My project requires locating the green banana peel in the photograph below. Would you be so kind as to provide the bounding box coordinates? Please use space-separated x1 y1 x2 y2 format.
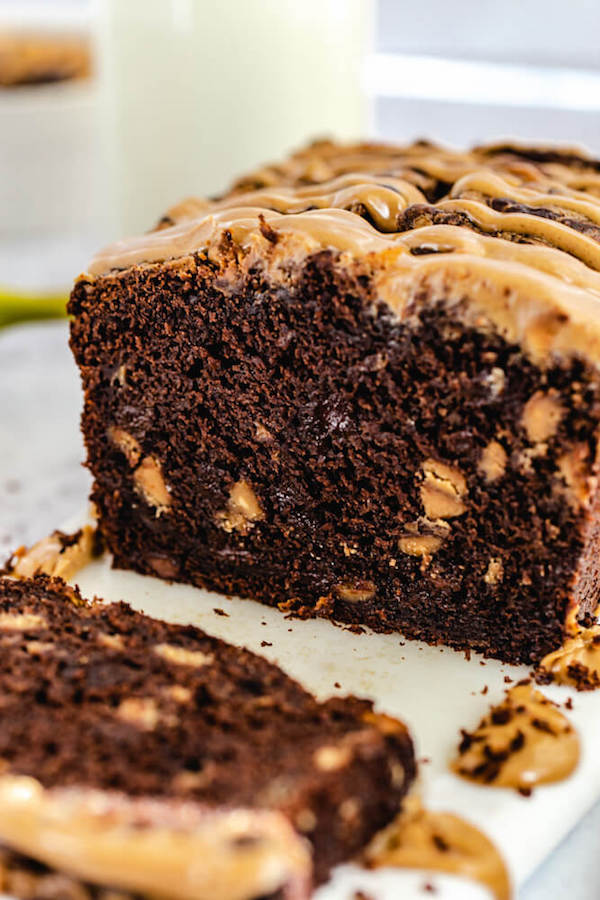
0 287 68 329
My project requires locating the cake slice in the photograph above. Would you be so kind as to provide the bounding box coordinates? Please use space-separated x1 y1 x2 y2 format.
0 574 415 897
69 138 600 664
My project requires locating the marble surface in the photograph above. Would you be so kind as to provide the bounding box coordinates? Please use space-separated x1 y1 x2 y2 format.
0 320 599 899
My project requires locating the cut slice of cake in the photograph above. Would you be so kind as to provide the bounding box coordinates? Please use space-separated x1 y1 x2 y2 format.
0 574 415 898
69 139 600 664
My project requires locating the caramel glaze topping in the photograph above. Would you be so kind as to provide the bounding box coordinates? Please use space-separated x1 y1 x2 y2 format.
451 683 579 795
86 138 600 369
364 794 510 900
537 623 600 690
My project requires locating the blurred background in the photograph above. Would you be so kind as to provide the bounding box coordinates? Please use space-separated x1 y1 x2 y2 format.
1 4 600 897
1 0 600 321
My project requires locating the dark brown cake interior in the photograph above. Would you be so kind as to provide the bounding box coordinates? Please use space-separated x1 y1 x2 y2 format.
70 247 600 664
0 575 414 884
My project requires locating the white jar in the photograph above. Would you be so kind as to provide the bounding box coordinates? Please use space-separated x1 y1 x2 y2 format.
95 0 374 237
0 2 108 292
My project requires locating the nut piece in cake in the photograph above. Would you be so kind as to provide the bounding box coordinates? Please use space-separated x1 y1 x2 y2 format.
133 457 171 515
314 745 352 773
478 441 507 483
420 460 467 519
398 518 450 559
0 613 46 631
483 558 504 585
556 444 592 508
335 581 376 603
116 697 161 731
398 533 443 558
108 426 142 467
521 390 563 443
216 479 265 535
154 643 213 667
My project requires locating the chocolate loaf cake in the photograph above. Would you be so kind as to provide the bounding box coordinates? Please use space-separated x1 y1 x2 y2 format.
0 574 415 897
70 139 600 664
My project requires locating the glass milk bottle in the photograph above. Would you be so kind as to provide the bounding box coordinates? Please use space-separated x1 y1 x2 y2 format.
95 0 373 237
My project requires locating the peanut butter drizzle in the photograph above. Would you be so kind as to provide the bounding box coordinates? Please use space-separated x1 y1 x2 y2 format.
231 138 600 196
0 776 311 900
364 795 510 900
7 526 97 582
86 138 600 369
231 140 485 192
538 623 600 690
452 170 600 221
451 683 579 794
163 173 426 233
435 197 600 271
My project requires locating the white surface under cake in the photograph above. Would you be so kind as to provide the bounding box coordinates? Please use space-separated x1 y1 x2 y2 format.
62 549 599 900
